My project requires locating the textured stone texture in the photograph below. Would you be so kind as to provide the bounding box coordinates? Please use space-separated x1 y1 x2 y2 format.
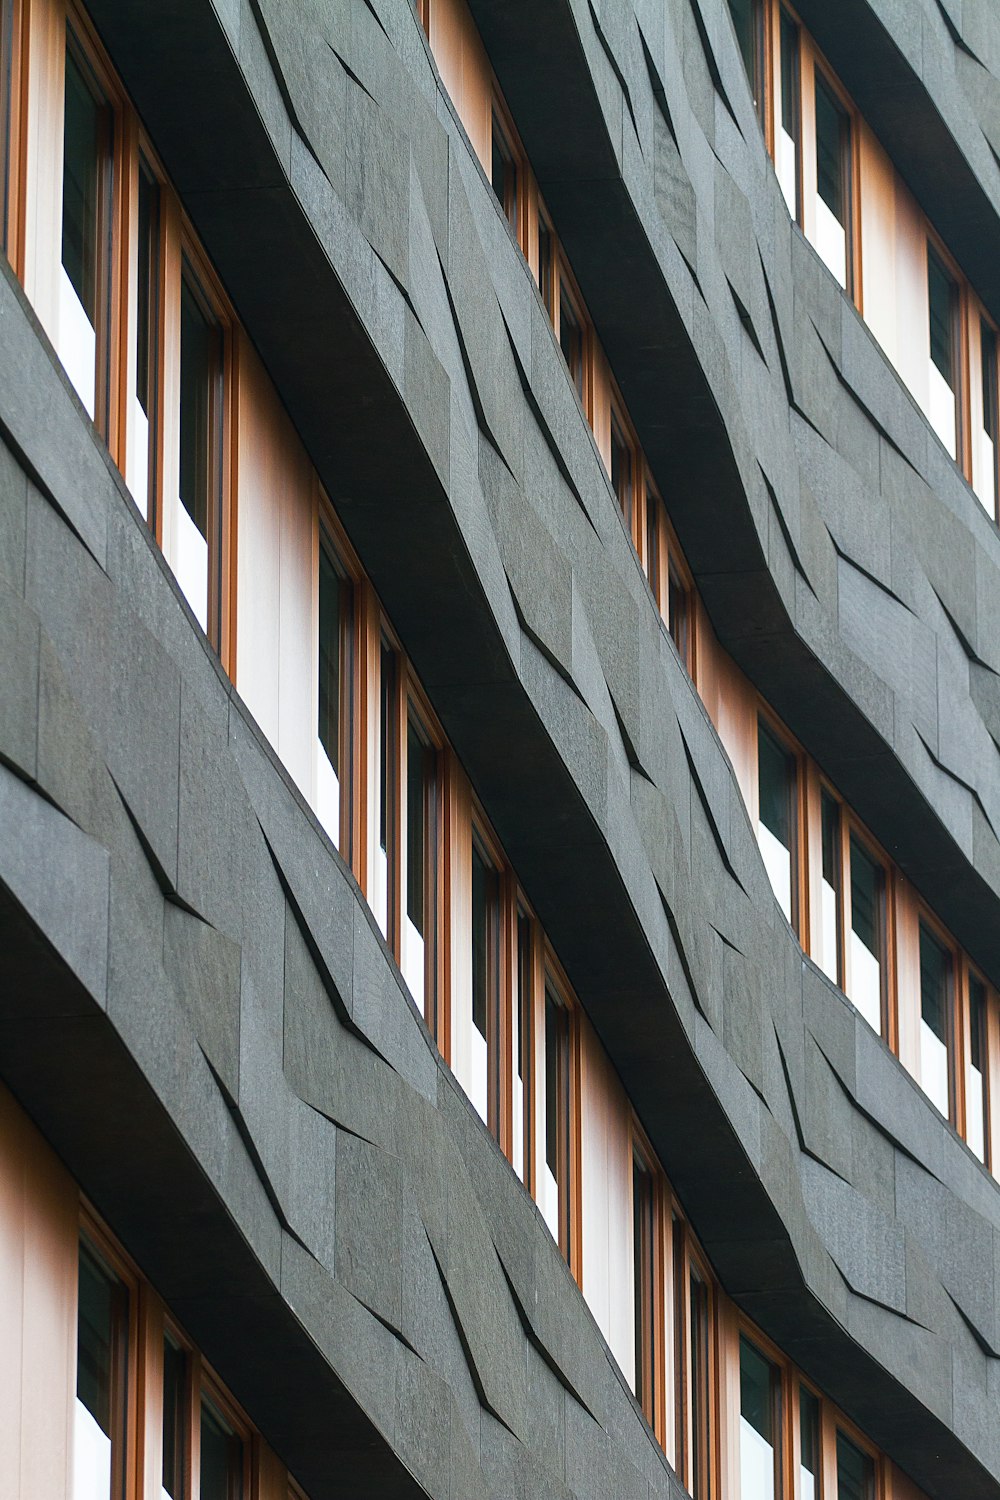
2 0 1000 1496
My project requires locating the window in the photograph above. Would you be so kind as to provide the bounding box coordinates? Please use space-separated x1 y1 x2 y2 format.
848 835 884 1035
813 69 851 292
126 160 159 523
75 1239 129 1500
611 412 634 534
689 1266 713 1500
739 1336 780 1500
632 1149 657 1423
727 0 764 122
404 707 437 1021
412 0 430 37
162 1335 187 1500
375 640 397 942
200 1397 243 1500
316 536 354 855
918 922 952 1119
977 320 998 517
818 791 841 985
967 971 990 1164
512 906 533 1184
757 719 797 930
491 108 518 233
175 267 224 640
927 245 959 459
777 8 800 220
60 32 113 422
1 0 14 256
672 1216 687 1477
541 981 574 1259
799 1387 821 1500
537 214 554 318
668 561 690 663
558 280 585 401
836 1431 875 1500
470 835 500 1130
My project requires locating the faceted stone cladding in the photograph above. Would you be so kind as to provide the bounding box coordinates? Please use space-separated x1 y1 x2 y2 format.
1 0 1000 1495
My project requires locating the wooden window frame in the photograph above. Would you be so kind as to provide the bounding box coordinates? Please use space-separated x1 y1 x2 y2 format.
670 1211 719 1499
630 1119 667 1446
316 496 364 872
61 4 126 444
610 401 638 543
827 1408 883 1500
402 681 446 1037
510 894 539 1194
77 1204 140 1500
733 1318 788 1500
552 253 592 422
912 901 959 1128
489 95 523 246
969 303 1000 521
541 951 582 1282
755 704 805 938
925 227 971 475
470 810 506 1142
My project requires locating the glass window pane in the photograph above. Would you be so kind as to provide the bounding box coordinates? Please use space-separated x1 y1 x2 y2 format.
611 416 633 531
690 1271 711 1500
727 0 762 115
819 793 841 984
75 1243 127 1500
668 561 688 661
177 275 220 635
542 987 569 1252
317 544 343 839
799 1388 820 1500
672 1217 686 1476
836 1431 874 1500
375 643 396 940
127 163 159 522
978 321 998 518
919 924 951 1118
200 1400 242 1500
491 111 517 230
928 250 955 388
968 973 989 1163
61 38 109 417
632 1156 655 1417
757 721 795 926
815 74 846 225
470 841 498 1128
403 714 434 1017
777 10 800 219
161 1337 186 1500
538 218 554 317
1 0 12 253
739 1337 778 1500
849 838 883 1033
559 285 584 397
513 909 532 1183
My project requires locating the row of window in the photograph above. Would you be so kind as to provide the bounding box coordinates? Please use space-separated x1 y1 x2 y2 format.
754 702 994 1162
0 1 982 1494
2 1081 927 1500
728 0 1000 520
417 0 696 664
418 0 1000 1173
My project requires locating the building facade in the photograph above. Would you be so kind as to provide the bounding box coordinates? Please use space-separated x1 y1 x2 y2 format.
2 0 1000 1496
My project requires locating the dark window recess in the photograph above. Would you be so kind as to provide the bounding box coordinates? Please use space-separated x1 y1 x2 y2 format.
200 1400 242 1500
135 165 158 420
471 841 499 1107
545 987 571 1256
815 71 848 226
645 499 661 603
758 722 794 852
632 1156 655 1416
491 111 517 230
739 1337 779 1486
836 1432 874 1500
62 40 109 326
77 1241 128 1500
982 321 998 446
515 907 532 1176
668 561 688 662
780 9 799 142
727 0 763 116
928 247 956 388
559 285 584 397
179 275 221 544
379 644 395 868
689 1271 711 1500
919 924 950 1050
406 718 431 938
850 839 881 961
538 218 554 317
318 544 344 782
611 416 633 530
799 1388 820 1491
162 1337 186 1500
